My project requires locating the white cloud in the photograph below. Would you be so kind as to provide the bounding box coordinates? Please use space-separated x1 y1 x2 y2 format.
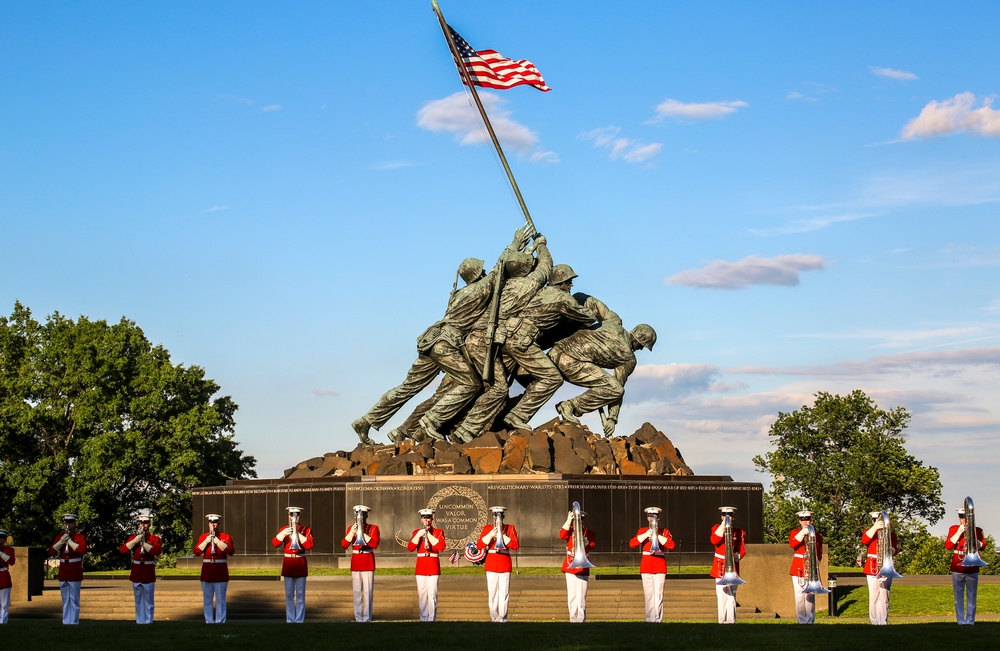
313 388 339 397
665 254 825 290
747 212 876 235
652 98 748 121
261 104 283 112
370 160 417 171
871 66 919 81
417 91 546 157
902 92 1000 139
786 91 817 103
581 126 662 164
203 205 229 213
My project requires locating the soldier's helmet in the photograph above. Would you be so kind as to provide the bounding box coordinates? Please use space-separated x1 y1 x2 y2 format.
549 263 578 286
504 251 535 277
630 324 657 351
458 257 485 284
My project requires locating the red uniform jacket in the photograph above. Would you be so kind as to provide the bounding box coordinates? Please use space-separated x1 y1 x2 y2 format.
860 529 899 576
272 526 314 577
709 526 747 579
48 532 87 582
629 527 675 574
341 523 380 572
194 532 235 582
119 533 163 583
476 523 520 573
0 545 14 590
788 527 824 577
407 527 446 576
559 526 596 576
945 524 986 574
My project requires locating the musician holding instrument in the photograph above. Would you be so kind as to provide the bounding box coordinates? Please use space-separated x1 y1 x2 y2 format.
47 513 87 625
476 505 520 622
860 511 899 625
710 506 747 624
342 504 380 622
194 513 235 624
788 510 824 624
629 506 676 623
407 508 446 621
273 506 314 623
0 529 14 625
119 510 162 624
559 503 596 623
945 503 988 625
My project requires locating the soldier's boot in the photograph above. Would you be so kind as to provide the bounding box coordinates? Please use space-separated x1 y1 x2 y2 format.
503 413 532 431
418 415 447 441
387 427 408 444
556 401 581 425
352 417 376 446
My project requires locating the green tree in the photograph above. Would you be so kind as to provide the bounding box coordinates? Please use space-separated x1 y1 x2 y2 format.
753 390 945 566
0 301 256 567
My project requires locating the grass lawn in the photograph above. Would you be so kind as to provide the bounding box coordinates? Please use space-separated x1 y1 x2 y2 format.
834 583 1000 617
94 565 713 577
2 620 998 651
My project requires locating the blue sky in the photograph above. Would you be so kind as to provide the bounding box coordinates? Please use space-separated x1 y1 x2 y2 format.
3 1 998 536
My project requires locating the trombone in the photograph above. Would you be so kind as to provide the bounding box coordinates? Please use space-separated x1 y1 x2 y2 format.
566 501 594 570
960 496 989 568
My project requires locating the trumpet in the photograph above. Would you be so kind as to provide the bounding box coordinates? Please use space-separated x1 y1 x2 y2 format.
567 501 594 570
961 496 989 568
648 513 662 554
799 524 831 594
423 522 433 551
352 509 368 547
288 511 302 551
493 511 507 551
876 511 903 579
716 515 746 586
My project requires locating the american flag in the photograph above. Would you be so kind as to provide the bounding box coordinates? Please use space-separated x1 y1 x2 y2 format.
448 26 551 92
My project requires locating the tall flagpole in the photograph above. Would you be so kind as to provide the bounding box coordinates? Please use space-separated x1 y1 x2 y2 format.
431 0 535 232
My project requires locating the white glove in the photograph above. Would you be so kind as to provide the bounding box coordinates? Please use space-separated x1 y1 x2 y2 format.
126 535 141 550
637 530 650 543
562 512 574 530
482 529 497 544
795 528 808 542
0 551 10 562
215 539 228 551
142 540 154 553
197 537 211 551
714 524 726 537
277 527 291 541
411 532 423 545
347 524 358 541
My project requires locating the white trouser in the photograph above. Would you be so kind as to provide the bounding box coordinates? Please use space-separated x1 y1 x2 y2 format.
791 576 816 624
952 572 979 625
352 570 374 622
640 573 665 622
0 586 10 624
715 583 738 624
564 572 589 623
283 576 307 623
415 574 439 622
866 574 892 625
202 581 228 623
486 571 511 622
60 580 82 625
132 581 155 624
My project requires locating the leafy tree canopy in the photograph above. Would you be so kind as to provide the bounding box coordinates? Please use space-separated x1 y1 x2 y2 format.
0 301 256 567
753 390 945 566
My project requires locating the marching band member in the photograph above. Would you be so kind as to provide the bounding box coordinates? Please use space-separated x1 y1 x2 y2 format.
476 506 520 622
407 508 446 621
0 529 14 625
48 513 87 625
629 506 675 623
788 510 823 624
861 511 898 625
342 504 380 622
710 506 746 624
119 510 162 624
194 513 235 624
945 506 987 625
559 506 596 623
273 506 314 623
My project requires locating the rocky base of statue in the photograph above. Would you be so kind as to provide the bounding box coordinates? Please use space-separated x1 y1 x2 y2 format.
285 420 693 478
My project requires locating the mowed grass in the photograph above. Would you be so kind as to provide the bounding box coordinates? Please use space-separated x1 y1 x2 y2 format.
833 583 1000 617
2 620 998 651
95 565 712 577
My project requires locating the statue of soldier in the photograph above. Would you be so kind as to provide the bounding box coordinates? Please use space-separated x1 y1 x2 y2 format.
351 227 533 445
549 294 656 436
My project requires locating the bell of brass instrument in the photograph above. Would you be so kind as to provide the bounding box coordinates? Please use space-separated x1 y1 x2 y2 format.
288 511 302 551
647 513 662 554
716 515 746 586
493 511 507 551
352 508 368 547
800 524 831 594
876 510 903 578
960 496 989 568
567 501 595 570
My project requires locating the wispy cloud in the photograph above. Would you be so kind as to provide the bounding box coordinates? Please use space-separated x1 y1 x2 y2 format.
261 104 283 112
871 66 919 81
747 212 877 235
203 205 229 213
370 160 417 171
902 92 1000 139
417 91 556 163
313 389 339 397
665 254 825 290
581 126 662 164
651 99 748 121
